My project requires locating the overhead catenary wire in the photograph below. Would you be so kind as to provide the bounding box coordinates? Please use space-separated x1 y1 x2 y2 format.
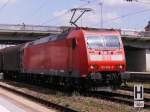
0 0 10 13
91 6 150 28
30 0 49 18
41 0 98 25
134 0 150 4
125 0 150 4
104 8 150 23
97 0 150 29
40 2 91 25
41 10 70 25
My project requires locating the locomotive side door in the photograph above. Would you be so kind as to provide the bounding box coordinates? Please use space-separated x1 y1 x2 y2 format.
68 38 78 76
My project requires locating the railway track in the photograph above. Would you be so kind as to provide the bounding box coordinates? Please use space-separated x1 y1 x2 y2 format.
87 90 150 109
120 86 150 94
0 80 149 111
0 81 77 112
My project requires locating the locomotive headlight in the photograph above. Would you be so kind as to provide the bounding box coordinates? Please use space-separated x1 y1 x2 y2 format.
116 65 124 69
90 65 94 70
90 64 99 70
119 65 123 69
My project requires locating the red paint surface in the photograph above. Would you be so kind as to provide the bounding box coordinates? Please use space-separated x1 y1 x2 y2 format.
22 29 126 77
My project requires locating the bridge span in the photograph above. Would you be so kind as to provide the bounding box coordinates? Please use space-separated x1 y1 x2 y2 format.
0 24 62 44
0 24 149 46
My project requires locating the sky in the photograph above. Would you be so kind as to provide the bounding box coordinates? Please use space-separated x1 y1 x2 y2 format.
0 0 150 30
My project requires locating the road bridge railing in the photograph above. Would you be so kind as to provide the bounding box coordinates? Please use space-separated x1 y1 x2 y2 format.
0 24 62 34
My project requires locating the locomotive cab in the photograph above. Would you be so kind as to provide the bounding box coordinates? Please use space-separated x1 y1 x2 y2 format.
82 29 126 86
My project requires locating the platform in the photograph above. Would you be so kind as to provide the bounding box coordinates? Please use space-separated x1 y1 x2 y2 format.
0 87 56 112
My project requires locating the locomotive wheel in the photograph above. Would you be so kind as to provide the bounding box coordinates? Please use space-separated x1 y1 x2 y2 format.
111 74 122 89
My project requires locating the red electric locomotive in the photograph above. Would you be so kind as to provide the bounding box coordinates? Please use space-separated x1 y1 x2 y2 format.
22 28 126 87
1 28 126 88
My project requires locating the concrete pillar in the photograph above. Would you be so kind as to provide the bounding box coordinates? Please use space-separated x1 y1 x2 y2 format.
146 49 150 72
125 48 146 72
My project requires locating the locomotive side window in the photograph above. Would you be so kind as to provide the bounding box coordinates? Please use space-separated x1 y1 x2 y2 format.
33 36 50 45
86 36 120 49
72 38 77 49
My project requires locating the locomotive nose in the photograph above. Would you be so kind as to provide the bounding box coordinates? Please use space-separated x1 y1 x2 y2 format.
88 51 126 72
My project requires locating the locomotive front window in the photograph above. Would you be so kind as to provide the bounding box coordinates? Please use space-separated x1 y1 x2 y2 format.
105 36 120 48
87 36 104 49
86 36 120 49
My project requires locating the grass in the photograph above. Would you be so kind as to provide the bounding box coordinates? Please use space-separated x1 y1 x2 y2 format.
49 91 149 112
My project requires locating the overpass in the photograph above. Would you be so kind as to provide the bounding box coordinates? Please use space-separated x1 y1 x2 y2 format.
0 24 150 72
121 30 150 49
0 24 62 44
0 24 149 46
